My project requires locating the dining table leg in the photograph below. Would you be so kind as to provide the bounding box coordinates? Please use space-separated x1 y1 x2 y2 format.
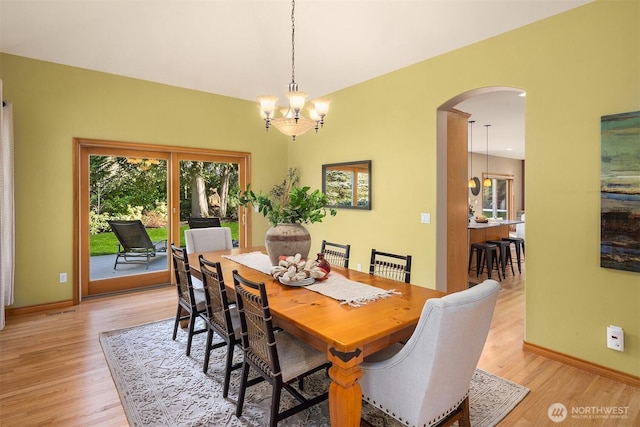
327 346 364 426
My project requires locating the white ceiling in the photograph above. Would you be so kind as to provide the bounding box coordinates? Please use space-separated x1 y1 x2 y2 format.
456 90 527 159
0 0 592 159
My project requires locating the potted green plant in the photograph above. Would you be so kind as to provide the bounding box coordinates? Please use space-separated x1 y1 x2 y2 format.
239 168 336 265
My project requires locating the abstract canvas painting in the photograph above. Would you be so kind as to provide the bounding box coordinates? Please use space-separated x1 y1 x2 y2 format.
600 111 640 272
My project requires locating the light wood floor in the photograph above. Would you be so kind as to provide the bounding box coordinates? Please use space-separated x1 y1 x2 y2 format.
1 263 638 426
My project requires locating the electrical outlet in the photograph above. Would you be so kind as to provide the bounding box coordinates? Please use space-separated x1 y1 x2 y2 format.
356 263 362 271
420 213 431 223
607 325 624 351
59 273 67 283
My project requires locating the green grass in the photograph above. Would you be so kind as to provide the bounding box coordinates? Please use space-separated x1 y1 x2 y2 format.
90 222 239 256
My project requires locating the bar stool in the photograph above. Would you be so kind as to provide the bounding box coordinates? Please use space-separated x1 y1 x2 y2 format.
502 237 525 274
487 240 515 277
468 242 502 281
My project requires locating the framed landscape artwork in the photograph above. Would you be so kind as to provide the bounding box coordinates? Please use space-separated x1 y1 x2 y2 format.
600 110 640 273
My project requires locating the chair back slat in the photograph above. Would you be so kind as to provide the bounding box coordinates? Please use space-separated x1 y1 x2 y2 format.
199 256 234 338
171 244 197 307
233 270 281 379
369 249 412 283
321 240 351 268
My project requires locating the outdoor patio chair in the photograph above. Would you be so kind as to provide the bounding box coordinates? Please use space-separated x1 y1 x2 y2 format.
188 217 222 228
107 220 167 270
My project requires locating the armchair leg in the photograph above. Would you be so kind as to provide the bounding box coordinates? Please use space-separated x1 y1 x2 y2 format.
459 397 471 427
439 396 470 427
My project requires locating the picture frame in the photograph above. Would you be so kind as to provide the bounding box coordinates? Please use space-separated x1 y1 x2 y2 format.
322 160 371 210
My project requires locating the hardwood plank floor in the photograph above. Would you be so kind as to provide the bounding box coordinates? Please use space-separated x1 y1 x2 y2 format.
473 262 639 426
1 262 638 426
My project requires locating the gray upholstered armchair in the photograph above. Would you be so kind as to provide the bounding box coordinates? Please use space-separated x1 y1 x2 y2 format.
359 279 500 427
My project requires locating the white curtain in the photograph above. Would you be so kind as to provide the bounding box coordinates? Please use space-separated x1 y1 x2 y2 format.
0 80 15 330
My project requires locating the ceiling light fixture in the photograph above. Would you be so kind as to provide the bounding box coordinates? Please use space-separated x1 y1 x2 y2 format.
257 0 330 141
483 124 492 187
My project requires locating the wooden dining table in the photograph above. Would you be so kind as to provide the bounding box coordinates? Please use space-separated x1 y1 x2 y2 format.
188 246 445 427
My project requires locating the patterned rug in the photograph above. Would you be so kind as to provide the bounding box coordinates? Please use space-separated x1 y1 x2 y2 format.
100 319 529 426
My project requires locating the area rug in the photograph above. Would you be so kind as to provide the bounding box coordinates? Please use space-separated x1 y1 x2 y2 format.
100 319 529 426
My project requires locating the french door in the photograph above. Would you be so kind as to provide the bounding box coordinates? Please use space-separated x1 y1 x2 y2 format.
75 138 250 300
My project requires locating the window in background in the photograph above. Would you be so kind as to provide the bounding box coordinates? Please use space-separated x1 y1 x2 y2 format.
482 174 513 219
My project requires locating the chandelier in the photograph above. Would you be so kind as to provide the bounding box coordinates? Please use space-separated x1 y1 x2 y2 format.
257 0 330 140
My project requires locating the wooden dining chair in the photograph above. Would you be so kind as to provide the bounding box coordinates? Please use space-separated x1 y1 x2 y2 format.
198 255 242 398
359 279 500 427
170 244 207 356
320 240 351 268
369 249 412 283
232 270 330 427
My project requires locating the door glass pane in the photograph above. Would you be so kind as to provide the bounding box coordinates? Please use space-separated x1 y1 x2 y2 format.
482 178 508 219
89 155 168 280
179 160 240 247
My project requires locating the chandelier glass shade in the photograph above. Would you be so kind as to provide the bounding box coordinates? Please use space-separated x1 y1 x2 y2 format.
258 0 330 140
483 124 492 187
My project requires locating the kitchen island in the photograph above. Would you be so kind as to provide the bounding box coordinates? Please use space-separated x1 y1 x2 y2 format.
468 219 524 244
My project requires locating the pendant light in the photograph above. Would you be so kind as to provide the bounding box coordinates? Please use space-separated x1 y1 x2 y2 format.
483 124 492 187
257 0 330 140
468 120 481 195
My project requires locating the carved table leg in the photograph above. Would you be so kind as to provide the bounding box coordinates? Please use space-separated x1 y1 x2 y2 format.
328 346 363 427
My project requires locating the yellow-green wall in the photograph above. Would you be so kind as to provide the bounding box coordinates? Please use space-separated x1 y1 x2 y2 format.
1 0 638 376
293 0 640 377
0 53 289 307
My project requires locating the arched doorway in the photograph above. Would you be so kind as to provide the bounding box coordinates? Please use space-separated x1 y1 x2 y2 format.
436 87 525 293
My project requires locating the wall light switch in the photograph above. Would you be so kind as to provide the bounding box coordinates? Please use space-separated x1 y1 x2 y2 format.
420 213 431 224
59 273 67 283
607 325 624 351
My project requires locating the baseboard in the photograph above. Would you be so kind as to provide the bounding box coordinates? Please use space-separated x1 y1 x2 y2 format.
523 341 640 388
5 300 75 317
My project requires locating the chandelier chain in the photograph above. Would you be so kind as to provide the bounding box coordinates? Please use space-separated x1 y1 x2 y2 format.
290 0 296 84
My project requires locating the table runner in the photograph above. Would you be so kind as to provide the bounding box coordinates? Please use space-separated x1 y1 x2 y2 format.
222 251 273 274
306 276 401 307
223 251 400 307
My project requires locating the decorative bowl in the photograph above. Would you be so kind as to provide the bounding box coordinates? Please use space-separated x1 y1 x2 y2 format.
278 277 315 287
